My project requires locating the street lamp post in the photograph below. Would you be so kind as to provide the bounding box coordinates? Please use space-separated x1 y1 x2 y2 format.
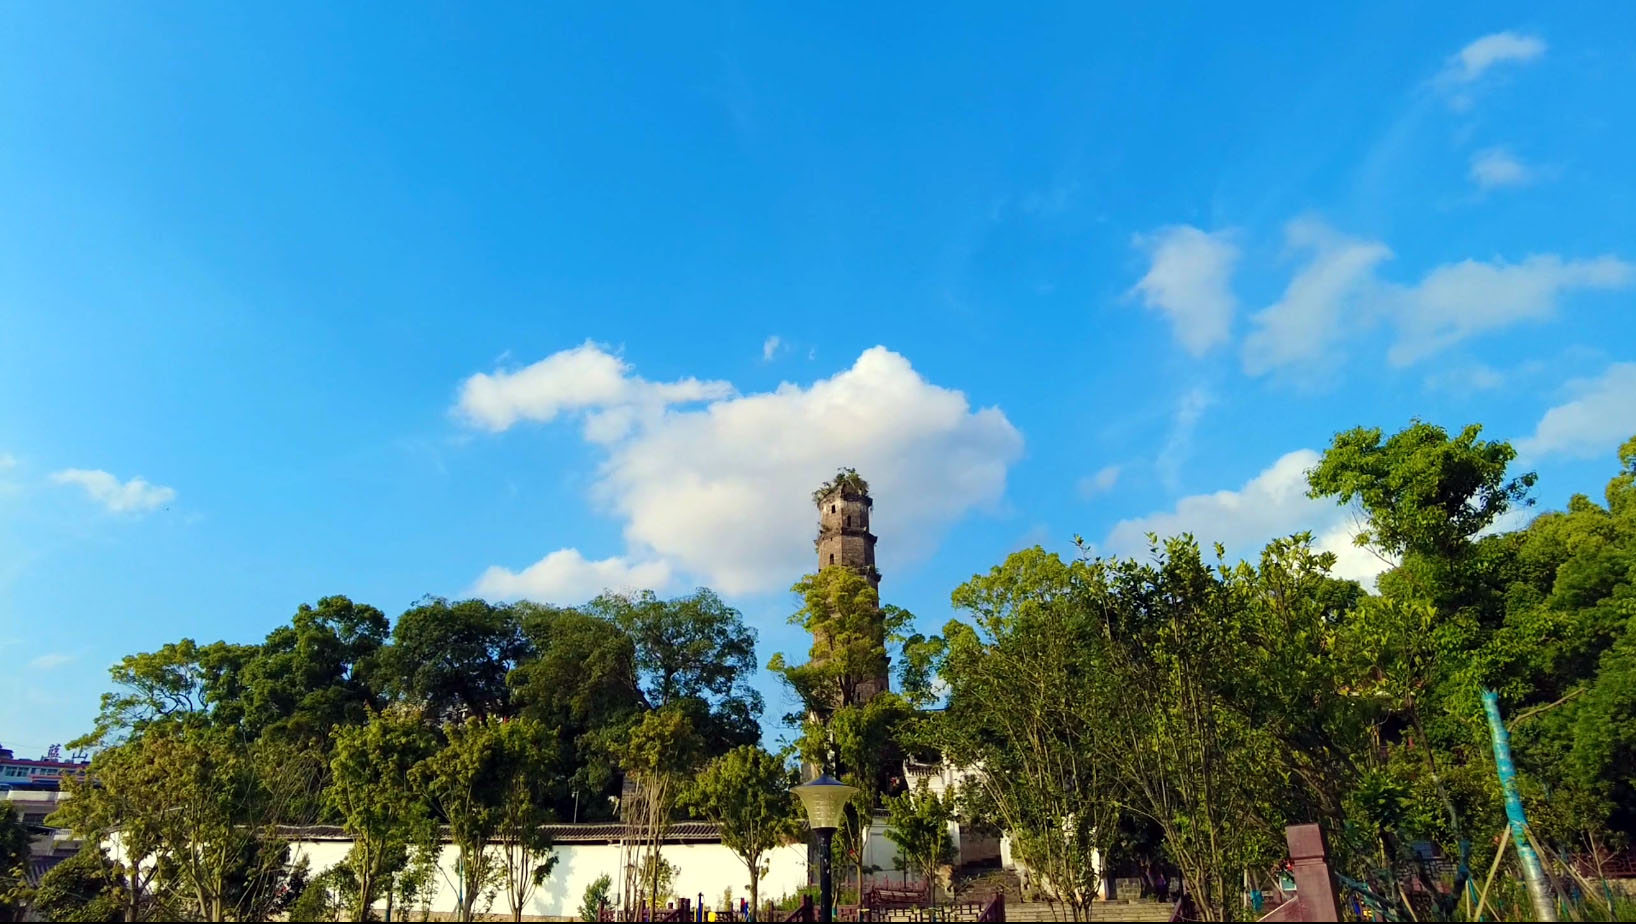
792 773 858 924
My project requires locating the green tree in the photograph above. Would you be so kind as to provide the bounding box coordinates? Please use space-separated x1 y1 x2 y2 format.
589 588 763 749
883 781 956 906
230 596 390 746
492 718 563 923
771 567 914 720
28 848 126 923
54 726 322 922
414 717 509 922
615 707 704 915
73 639 218 746
935 546 1122 918
386 598 531 722
326 710 439 922
1 802 30 922
682 746 801 912
509 604 643 821
578 873 613 922
1307 420 1536 559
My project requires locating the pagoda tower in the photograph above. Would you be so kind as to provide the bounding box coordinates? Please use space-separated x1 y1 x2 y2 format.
813 470 889 702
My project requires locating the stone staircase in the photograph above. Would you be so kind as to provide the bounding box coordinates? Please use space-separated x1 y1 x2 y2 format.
1006 899 1175 922
948 864 1172 922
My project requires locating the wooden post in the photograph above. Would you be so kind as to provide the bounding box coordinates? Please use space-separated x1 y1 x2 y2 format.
1286 824 1342 922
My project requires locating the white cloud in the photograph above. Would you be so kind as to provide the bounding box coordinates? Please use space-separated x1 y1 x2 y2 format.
1156 388 1214 491
28 652 74 670
1105 449 1390 588
762 335 783 361
1242 219 1392 377
1131 226 1240 356
462 345 1024 596
50 469 176 514
455 341 733 433
1077 464 1122 498
1441 31 1547 85
1387 255 1633 365
1469 148 1534 190
1424 363 1507 394
1516 363 1636 460
471 549 674 604
1236 217 1631 372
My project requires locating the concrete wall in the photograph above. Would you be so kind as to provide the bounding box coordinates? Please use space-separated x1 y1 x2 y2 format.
282 837 814 919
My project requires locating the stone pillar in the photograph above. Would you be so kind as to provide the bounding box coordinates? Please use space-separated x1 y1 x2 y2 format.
1286 824 1342 922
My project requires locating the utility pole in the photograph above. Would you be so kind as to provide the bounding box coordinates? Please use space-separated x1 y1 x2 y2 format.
1481 690 1556 922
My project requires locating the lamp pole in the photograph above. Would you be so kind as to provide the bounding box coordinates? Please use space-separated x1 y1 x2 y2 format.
793 772 858 924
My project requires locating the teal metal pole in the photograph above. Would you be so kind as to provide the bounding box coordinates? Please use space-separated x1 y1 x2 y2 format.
1481 689 1556 922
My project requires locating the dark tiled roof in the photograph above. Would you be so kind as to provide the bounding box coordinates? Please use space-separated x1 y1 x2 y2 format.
273 821 724 845
26 854 67 887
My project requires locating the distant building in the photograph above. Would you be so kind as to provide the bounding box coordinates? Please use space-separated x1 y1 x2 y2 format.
0 743 89 795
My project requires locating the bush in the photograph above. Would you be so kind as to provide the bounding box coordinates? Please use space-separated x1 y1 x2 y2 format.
579 873 613 922
30 848 124 923
287 866 340 922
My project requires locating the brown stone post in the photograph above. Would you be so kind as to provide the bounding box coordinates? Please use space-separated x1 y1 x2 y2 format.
1286 824 1342 922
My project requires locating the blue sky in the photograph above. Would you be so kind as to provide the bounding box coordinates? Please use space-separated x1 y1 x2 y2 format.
3 3 1634 755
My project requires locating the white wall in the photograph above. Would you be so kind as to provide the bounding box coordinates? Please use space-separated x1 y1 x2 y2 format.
283 837 813 919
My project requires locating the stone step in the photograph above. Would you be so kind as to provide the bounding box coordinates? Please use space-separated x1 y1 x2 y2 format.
1005 900 1175 922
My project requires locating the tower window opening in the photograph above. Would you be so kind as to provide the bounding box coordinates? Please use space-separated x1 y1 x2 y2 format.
845 515 851 527
829 553 835 565
831 504 836 513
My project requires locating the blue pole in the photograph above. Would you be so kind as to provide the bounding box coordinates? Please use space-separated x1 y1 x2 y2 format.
1481 689 1556 922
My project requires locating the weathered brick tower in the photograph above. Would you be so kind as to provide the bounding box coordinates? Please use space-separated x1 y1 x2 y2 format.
814 470 889 701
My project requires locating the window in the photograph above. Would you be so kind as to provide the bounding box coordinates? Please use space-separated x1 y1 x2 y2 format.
831 504 836 513
829 554 835 565
845 515 851 527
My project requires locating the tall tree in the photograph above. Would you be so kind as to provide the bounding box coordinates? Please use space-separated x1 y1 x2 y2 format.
588 588 763 749
770 567 912 718
326 711 439 922
1 803 29 922
615 707 704 914
231 596 390 744
883 781 957 906
681 746 801 912
1307 420 1536 560
414 717 508 923
492 718 564 923
386 598 532 722
509 604 643 820
53 726 323 923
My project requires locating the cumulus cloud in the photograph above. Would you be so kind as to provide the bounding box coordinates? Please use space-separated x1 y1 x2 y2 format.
1441 31 1547 85
471 549 674 604
1386 255 1633 366
1469 148 1535 190
1516 363 1636 460
1242 219 1392 376
461 345 1024 596
1077 465 1122 499
762 335 783 361
1131 226 1240 356
456 341 733 433
51 469 176 514
1105 449 1389 587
